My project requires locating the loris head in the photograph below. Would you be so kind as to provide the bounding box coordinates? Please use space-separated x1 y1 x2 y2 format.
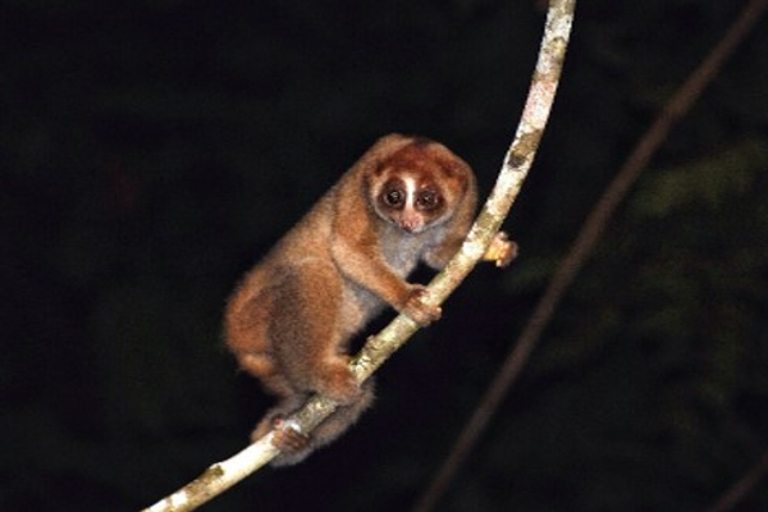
365 136 474 234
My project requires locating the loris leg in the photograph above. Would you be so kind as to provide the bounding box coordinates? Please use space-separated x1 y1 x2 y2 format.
238 352 296 399
268 380 376 467
227 290 298 399
270 264 361 404
311 379 375 446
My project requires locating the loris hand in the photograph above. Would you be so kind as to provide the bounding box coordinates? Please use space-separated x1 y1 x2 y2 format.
484 231 518 268
399 285 442 326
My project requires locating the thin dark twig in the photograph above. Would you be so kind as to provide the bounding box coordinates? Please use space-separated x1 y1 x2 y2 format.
706 449 768 512
411 1 768 511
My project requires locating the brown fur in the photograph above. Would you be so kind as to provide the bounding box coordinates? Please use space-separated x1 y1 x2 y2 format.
224 134 516 465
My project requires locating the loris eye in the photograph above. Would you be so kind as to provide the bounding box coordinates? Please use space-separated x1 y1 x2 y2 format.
383 188 405 207
416 190 440 211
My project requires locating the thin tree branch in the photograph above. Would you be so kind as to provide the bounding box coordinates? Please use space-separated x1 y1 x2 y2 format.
706 448 768 512
140 1 575 510
411 1 768 512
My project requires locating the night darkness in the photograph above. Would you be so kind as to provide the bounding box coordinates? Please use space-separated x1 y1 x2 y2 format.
2 1 768 511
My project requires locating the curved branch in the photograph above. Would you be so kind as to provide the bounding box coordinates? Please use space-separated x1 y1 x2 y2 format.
411 1 768 512
140 1 575 510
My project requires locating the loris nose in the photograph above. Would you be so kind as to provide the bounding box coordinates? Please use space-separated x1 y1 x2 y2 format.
399 216 422 233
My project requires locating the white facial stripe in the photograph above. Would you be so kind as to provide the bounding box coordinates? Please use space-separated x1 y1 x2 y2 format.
402 176 418 210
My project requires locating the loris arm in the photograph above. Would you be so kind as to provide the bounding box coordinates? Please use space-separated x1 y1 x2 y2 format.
330 231 441 326
425 230 518 270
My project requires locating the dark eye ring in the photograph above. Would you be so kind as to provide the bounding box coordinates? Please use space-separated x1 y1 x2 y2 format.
383 188 404 207
417 190 439 210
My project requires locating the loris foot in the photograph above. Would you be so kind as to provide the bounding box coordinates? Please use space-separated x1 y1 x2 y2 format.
271 415 310 453
484 231 518 268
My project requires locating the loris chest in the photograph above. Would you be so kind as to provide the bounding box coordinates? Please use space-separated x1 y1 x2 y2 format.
337 234 425 336
379 227 441 276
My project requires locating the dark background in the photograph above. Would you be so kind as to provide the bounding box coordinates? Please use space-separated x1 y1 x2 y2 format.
2 1 768 511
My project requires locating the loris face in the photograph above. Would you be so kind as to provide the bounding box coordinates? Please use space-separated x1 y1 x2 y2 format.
367 141 470 234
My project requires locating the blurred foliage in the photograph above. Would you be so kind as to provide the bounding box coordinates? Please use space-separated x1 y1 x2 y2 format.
1 0 767 511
